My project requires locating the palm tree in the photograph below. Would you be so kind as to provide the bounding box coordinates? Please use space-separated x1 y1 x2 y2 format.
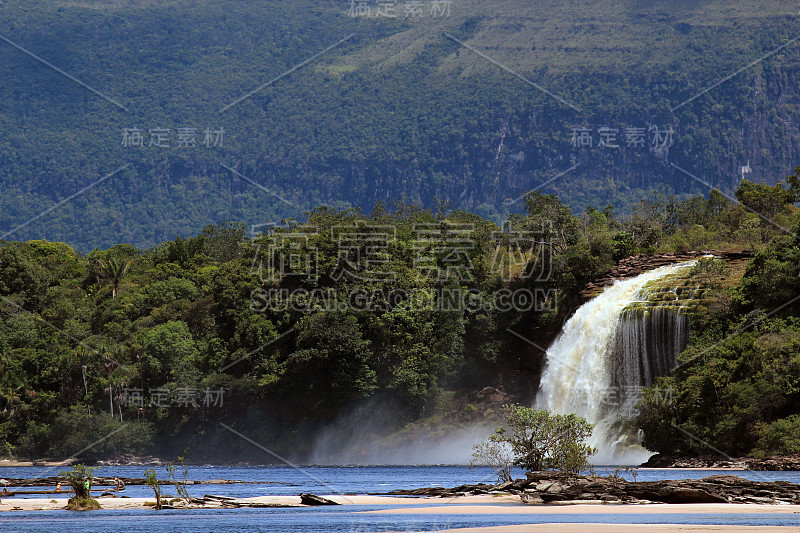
96 255 134 298
102 346 131 422
0 346 25 430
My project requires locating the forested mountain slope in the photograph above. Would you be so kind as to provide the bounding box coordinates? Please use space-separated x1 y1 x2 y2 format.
1 0 799 250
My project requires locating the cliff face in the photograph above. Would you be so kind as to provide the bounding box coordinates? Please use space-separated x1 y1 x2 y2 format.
2 2 799 250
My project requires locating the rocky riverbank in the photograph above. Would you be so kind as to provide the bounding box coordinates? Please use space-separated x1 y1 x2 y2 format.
388 471 800 505
643 454 800 471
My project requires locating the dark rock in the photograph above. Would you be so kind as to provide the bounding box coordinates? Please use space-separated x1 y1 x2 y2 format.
476 386 510 403
239 502 301 508
387 471 800 506
748 454 800 471
388 487 448 496
492 481 514 492
539 492 568 502
642 454 800 471
511 479 528 490
658 488 728 504
203 494 236 501
520 492 543 504
525 471 563 481
300 493 339 506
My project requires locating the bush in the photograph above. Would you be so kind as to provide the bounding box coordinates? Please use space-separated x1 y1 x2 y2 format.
754 415 800 456
59 464 101 510
59 464 97 499
474 405 595 474
469 440 515 482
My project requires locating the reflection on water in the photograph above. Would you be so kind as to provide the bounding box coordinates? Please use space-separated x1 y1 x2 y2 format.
1 508 799 533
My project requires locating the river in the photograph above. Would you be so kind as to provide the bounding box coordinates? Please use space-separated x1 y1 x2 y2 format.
2 465 799 531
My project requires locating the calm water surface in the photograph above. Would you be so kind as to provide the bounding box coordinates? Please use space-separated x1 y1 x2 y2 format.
2 466 799 531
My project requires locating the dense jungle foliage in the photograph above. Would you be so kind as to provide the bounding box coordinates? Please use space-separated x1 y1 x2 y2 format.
2 170 800 461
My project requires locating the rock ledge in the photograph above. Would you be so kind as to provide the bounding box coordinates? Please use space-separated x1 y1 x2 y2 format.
388 471 800 505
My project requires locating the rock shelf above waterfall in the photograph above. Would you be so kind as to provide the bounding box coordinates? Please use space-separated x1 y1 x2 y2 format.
581 250 752 299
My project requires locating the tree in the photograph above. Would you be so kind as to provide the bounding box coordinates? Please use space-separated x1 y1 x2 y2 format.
755 415 800 456
166 448 191 504
49 407 154 459
689 257 729 288
282 313 376 417
787 166 800 203
199 221 247 262
142 321 200 383
735 180 794 220
636 317 800 457
0 243 50 304
144 468 163 510
740 231 800 311
96 253 135 298
519 191 580 254
477 405 595 473
735 180 796 242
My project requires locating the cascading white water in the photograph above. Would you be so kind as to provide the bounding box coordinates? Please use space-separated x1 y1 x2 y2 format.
535 261 698 465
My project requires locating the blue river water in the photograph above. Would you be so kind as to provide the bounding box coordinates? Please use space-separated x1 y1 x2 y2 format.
2 466 799 531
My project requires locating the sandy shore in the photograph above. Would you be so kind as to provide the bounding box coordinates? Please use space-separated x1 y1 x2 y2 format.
3 493 800 513
0 497 154 511
0 494 473 511
0 459 73 467
443 525 798 533
2 495 798 532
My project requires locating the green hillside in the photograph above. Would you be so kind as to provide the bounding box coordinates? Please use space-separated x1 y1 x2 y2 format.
1 0 799 250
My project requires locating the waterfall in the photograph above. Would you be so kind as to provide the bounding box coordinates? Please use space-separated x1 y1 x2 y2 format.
535 261 698 465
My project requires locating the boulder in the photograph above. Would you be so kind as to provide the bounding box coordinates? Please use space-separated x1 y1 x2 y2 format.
520 492 543 504
526 471 562 481
300 493 338 506
658 488 727 504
